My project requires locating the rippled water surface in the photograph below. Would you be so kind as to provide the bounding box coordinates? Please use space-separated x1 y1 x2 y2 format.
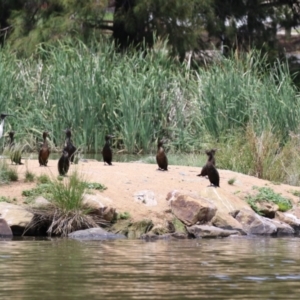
1 237 300 299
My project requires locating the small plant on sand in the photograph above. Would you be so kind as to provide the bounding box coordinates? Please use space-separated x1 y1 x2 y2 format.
289 190 300 197
228 178 236 185
37 174 51 184
0 196 16 203
246 186 292 213
25 170 35 182
0 160 18 183
84 182 107 191
116 211 131 220
27 171 108 236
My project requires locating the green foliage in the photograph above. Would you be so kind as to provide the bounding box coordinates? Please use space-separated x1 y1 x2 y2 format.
84 182 107 191
25 170 35 182
50 171 88 212
0 160 18 183
289 190 300 197
228 178 236 185
116 211 131 220
37 174 51 184
246 186 293 213
0 196 14 203
25 171 108 236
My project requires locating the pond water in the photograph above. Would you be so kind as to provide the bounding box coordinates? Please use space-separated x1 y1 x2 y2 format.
0 237 300 299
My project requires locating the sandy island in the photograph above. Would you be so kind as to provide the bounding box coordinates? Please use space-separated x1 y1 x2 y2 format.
1 159 300 225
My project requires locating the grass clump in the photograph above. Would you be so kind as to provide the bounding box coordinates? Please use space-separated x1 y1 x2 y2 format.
25 170 35 182
228 178 236 185
246 186 293 213
115 211 131 220
27 171 108 236
0 160 18 183
37 174 51 184
0 196 15 203
84 182 107 191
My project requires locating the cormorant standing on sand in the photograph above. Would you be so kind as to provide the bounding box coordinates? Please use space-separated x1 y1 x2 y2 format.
64 129 76 163
156 139 168 171
102 135 114 165
206 148 217 166
58 150 70 176
39 131 50 166
0 113 13 139
197 149 220 187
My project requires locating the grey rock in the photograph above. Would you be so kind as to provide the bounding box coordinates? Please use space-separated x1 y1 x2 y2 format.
0 203 34 235
187 225 239 238
32 196 50 207
134 190 157 206
234 209 277 235
141 232 189 241
268 218 295 236
211 211 247 235
0 218 13 238
68 227 126 241
275 211 300 233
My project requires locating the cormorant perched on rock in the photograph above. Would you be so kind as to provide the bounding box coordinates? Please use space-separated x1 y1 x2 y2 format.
197 149 219 187
58 150 70 176
102 135 114 165
0 113 13 139
39 131 50 166
9 131 23 165
156 139 168 171
63 129 76 163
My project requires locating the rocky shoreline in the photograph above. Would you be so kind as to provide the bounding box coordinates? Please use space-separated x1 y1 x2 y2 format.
1 160 300 240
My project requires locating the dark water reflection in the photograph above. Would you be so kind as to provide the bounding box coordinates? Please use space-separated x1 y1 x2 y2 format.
0 237 300 299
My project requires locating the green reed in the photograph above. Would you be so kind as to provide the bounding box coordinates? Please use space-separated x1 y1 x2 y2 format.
0 41 299 156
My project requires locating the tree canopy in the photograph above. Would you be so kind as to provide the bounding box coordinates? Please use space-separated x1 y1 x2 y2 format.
0 0 300 57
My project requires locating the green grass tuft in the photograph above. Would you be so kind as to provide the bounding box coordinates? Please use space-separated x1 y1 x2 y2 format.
246 186 293 214
228 178 236 185
25 171 108 236
25 170 35 182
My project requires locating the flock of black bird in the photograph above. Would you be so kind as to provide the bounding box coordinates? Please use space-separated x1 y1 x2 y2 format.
156 140 220 187
1 113 220 186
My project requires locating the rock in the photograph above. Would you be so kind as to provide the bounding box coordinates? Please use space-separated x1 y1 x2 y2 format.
82 194 106 209
134 190 157 206
0 203 34 235
267 219 294 236
68 227 126 240
127 219 154 239
110 219 154 239
234 209 277 235
141 232 189 241
198 187 252 214
149 224 170 235
170 217 187 233
211 211 247 235
187 225 240 238
167 191 217 226
275 211 300 233
32 196 50 207
101 207 116 222
255 201 279 218
0 218 13 238
289 207 300 220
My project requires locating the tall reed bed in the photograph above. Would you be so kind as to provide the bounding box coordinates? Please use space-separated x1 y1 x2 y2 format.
0 42 299 155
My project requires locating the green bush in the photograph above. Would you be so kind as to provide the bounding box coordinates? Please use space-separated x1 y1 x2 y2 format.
246 186 293 213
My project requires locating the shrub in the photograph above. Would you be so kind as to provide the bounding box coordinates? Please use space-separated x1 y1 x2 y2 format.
246 186 292 214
